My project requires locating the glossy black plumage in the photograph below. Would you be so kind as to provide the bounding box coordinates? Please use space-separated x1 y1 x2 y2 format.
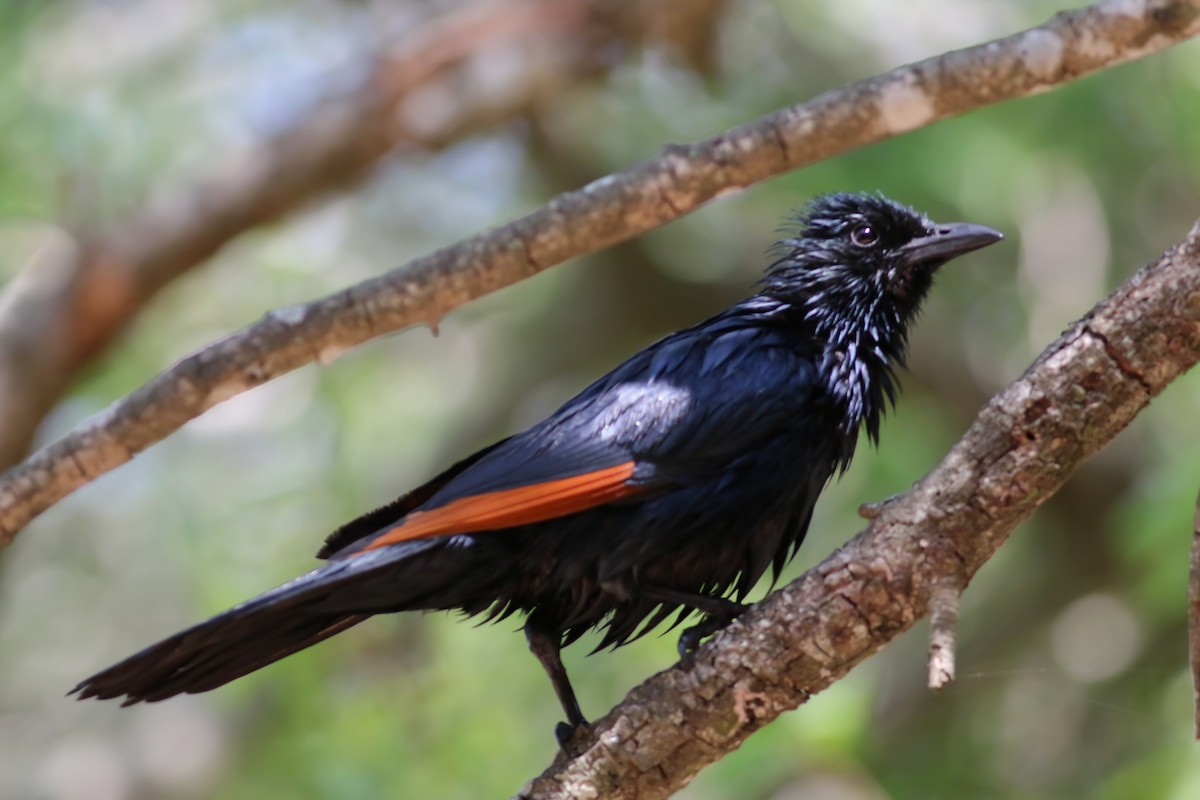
72 193 1001 741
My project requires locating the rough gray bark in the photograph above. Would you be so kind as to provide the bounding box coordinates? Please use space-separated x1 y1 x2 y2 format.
1 0 1196 546
513 217 1200 800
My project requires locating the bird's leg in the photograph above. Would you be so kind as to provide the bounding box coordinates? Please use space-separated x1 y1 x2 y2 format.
640 585 750 663
524 616 588 748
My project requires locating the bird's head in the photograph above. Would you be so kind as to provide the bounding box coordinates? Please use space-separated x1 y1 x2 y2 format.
762 193 1002 444
763 192 1002 325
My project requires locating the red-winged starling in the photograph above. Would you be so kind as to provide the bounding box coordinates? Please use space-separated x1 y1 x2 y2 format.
72 193 1002 745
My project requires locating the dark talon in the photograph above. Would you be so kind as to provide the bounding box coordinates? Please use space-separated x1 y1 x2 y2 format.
675 603 749 663
554 719 592 753
677 626 704 663
639 584 750 664
555 721 579 749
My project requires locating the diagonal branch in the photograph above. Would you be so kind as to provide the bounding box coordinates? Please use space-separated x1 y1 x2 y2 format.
513 217 1200 799
1 0 1195 546
0 0 635 470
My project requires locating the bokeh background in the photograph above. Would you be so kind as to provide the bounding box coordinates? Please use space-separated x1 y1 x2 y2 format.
2 1 1200 798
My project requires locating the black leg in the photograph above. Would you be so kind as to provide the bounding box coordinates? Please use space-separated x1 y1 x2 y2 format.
640 584 750 663
525 617 588 748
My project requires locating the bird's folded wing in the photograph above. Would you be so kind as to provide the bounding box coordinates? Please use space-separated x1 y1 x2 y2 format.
345 460 641 555
328 328 817 559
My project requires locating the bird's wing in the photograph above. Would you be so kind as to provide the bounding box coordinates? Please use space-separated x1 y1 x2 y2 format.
327 321 818 559
325 409 651 559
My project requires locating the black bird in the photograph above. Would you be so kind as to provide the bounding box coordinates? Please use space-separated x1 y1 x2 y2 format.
73 193 1001 744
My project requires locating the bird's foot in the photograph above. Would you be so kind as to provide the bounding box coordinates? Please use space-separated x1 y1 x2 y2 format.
555 719 592 753
677 603 749 666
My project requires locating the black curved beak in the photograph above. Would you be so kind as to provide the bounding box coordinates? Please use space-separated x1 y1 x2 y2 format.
899 222 1003 268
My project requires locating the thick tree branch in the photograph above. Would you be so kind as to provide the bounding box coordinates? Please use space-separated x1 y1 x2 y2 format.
0 0 634 470
513 216 1200 799
1 0 1195 546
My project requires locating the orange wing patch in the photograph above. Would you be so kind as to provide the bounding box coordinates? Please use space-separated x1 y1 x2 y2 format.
355 461 640 554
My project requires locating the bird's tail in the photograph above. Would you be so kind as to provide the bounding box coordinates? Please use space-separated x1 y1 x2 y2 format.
72 541 453 704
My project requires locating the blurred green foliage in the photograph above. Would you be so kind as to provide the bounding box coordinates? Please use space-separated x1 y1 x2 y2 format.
2 1 1200 798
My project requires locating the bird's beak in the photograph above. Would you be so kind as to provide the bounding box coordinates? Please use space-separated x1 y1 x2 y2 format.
899 222 1003 268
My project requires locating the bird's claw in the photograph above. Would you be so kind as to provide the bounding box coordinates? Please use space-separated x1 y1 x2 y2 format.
676 605 749 665
677 627 705 665
555 719 591 752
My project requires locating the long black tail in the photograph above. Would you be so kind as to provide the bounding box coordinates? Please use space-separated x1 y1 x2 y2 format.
73 541 454 704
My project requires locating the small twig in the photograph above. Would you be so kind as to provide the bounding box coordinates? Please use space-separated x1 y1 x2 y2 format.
928 578 962 690
858 501 885 520
1191 487 1200 740
3 0 1197 547
858 494 902 519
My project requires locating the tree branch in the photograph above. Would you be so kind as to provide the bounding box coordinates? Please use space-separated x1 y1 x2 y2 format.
513 215 1200 799
2 0 1195 546
0 0 628 470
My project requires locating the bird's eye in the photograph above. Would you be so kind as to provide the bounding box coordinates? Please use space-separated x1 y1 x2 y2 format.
851 223 879 247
